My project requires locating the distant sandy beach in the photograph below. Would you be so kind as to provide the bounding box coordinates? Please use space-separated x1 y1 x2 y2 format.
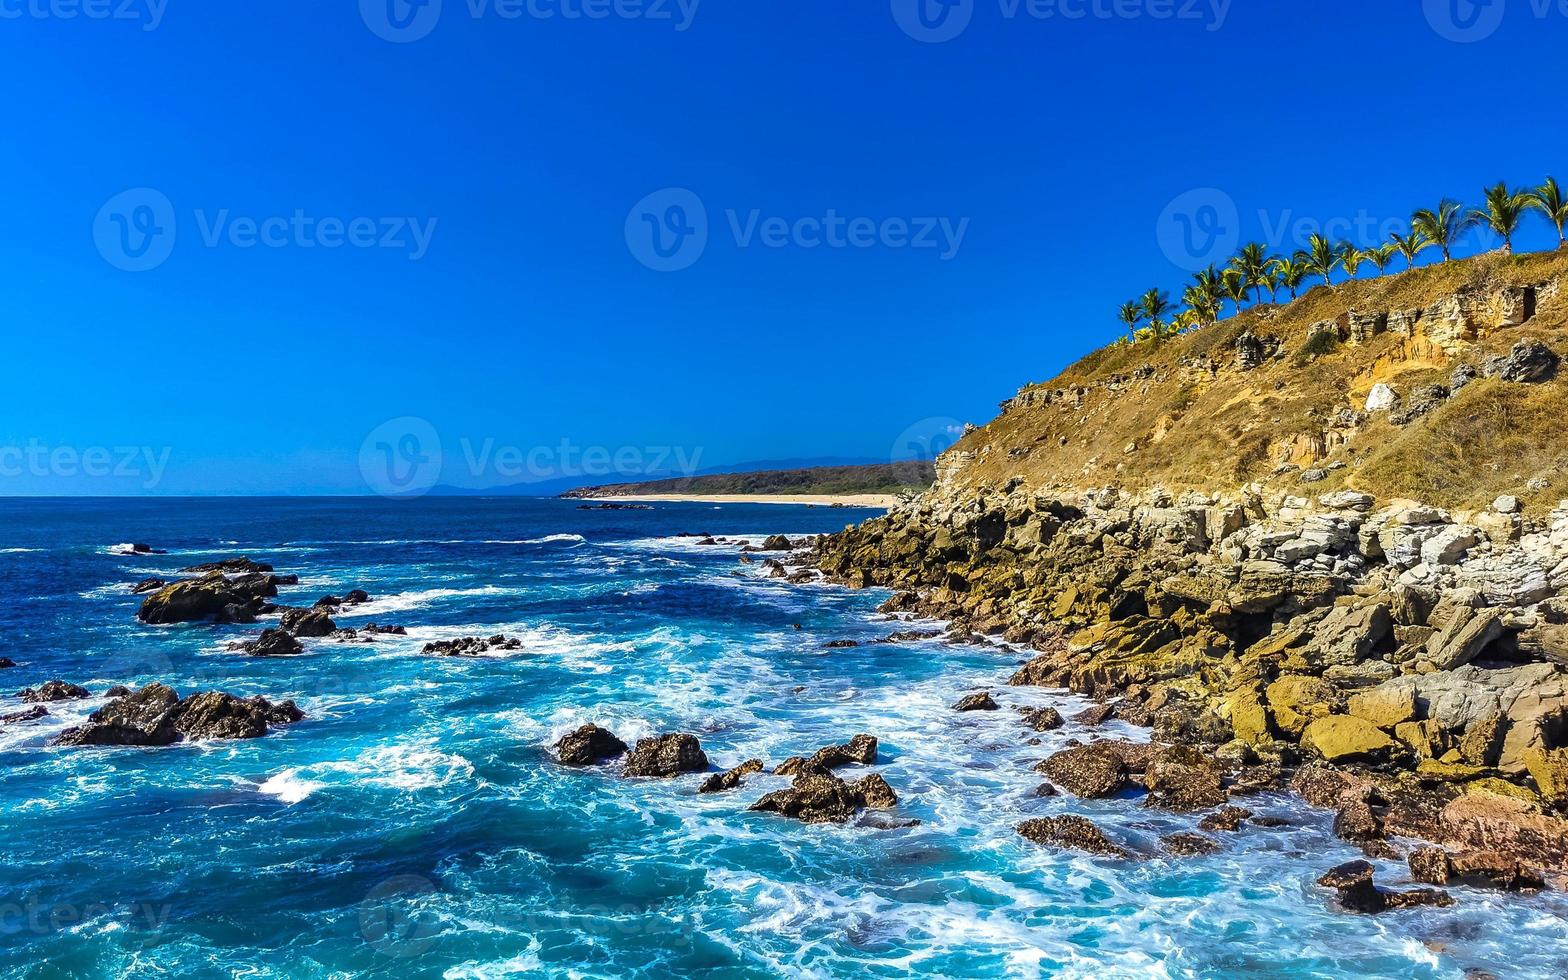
598 493 899 509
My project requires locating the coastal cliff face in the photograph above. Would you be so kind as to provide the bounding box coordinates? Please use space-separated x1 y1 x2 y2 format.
813 251 1568 873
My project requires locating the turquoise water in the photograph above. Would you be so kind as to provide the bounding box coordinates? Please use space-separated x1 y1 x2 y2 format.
2 497 1566 978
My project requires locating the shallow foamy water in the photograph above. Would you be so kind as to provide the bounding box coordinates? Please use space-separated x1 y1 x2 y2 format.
2 497 1566 978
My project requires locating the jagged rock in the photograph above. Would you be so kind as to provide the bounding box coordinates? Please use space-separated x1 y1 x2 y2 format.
1037 744 1128 798
421 635 524 657
777 734 879 774
1483 340 1559 383
1161 832 1220 856
17 681 90 703
1425 607 1505 670
760 535 793 551
1407 845 1544 891
1198 806 1252 832
854 773 898 808
751 769 890 823
136 572 279 624
279 607 337 637
1347 684 1417 730
229 628 303 657
1017 816 1131 858
554 724 628 765
179 557 273 574
1073 703 1114 726
1141 746 1228 811
1 706 48 724
1365 384 1399 412
699 759 764 793
55 685 302 746
623 733 708 778
132 577 166 594
174 692 301 740
952 691 998 712
1265 675 1345 736
1316 860 1454 914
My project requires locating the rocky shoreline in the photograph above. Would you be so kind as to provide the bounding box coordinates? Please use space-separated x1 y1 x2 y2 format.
803 478 1568 903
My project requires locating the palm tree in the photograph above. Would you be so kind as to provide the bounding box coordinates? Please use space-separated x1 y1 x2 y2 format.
1304 233 1341 289
1339 243 1367 280
1232 242 1272 304
1390 229 1431 270
1366 243 1398 275
1118 300 1144 342
1469 182 1530 255
1182 283 1220 327
1141 288 1173 340
1527 177 1568 250
1411 200 1466 262
1221 267 1249 318
1269 254 1311 300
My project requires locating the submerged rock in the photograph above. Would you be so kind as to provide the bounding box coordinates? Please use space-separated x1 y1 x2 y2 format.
1016 816 1131 858
422 635 524 657
1161 832 1221 856
699 759 764 793
1316 860 1454 914
623 733 708 778
749 769 898 823
952 691 998 712
1 705 48 725
1036 744 1128 799
1019 706 1065 731
228 628 304 657
555 724 629 766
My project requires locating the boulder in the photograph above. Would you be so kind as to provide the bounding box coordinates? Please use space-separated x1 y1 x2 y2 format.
623 733 708 778
1019 706 1064 731
1425 607 1505 670
1347 683 1417 730
1483 340 1559 383
1408 845 1544 891
0 658 14 669
1198 806 1253 832
1365 384 1399 412
1265 675 1345 736
1016 816 1131 858
778 734 878 774
230 628 303 657
751 769 886 823
132 577 166 594
952 692 999 712
760 535 793 551
1161 832 1221 856
137 572 278 624
1 706 48 725
1301 716 1399 763
180 557 273 574
554 724 629 766
1141 746 1228 811
1316 860 1453 914
421 635 524 657
279 607 337 637
1037 744 1128 798
17 680 90 703
1073 704 1114 726
52 684 181 746
174 692 301 740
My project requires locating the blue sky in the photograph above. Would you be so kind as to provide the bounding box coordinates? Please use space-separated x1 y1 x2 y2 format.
2 0 1564 494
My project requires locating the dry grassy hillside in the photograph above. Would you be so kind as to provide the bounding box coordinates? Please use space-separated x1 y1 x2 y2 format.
947 250 1568 511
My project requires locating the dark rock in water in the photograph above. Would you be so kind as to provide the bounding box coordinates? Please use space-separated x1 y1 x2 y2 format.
132 577 166 595
343 589 370 605
279 607 337 638
314 595 343 608
1033 782 1059 797
952 691 999 712
1 706 48 725
174 692 298 741
180 557 272 574
1483 339 1559 384
760 535 793 551
0 658 15 669
422 635 524 657
17 680 91 703
229 628 304 657
54 683 182 746
752 770 865 823
555 724 629 766
271 574 300 586
217 602 258 625
1016 816 1131 858
1333 796 1383 842
577 502 652 510
822 639 860 649
874 629 941 644
1198 806 1253 832
700 759 764 793
1408 845 1545 891
113 543 166 556
52 684 303 747
1161 832 1221 856
1112 701 1155 727
137 572 278 624
1316 860 1454 914
623 733 708 777
1141 746 1228 812
1036 744 1128 799
363 624 407 636
775 734 879 775
1073 704 1114 726
1019 706 1064 731
104 685 132 698
853 773 898 809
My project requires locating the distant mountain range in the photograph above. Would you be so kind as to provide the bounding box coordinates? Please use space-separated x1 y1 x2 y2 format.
424 457 905 497
560 461 937 499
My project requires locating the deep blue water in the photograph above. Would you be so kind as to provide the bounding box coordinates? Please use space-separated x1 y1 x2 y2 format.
2 497 1567 979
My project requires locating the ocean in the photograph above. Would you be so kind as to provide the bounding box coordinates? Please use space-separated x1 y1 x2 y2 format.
2 497 1566 978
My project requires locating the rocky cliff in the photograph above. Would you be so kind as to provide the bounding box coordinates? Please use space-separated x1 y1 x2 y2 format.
810 249 1568 878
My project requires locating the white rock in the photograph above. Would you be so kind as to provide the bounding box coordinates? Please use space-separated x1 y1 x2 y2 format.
1365 383 1399 412
1493 495 1520 514
1319 490 1375 511
1421 525 1482 566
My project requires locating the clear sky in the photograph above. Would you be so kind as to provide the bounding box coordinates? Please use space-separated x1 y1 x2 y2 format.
3 0 1565 494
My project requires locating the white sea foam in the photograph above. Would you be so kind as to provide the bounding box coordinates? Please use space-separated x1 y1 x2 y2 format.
333 585 521 618
0 547 41 554
255 746 476 804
